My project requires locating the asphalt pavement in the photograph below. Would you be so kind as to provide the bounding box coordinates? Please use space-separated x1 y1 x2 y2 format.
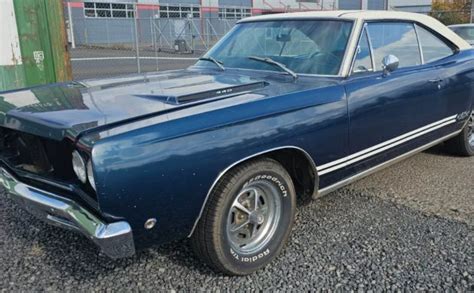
0 147 472 291
70 47 199 80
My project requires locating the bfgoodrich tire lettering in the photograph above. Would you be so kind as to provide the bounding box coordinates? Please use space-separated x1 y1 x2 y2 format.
191 158 296 275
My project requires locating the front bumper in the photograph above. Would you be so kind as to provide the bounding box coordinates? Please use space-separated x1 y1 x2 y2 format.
0 168 135 259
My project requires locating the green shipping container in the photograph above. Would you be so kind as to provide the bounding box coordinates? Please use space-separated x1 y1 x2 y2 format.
0 0 71 92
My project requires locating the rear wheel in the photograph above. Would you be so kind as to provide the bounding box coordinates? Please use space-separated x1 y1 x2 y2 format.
191 158 296 275
445 112 474 156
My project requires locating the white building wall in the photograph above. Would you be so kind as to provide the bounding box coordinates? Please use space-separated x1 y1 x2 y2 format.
201 0 219 7
339 0 432 13
387 0 432 9
253 0 337 11
0 0 22 66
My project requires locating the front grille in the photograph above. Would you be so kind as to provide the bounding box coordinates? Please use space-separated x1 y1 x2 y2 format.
0 127 99 206
0 128 75 181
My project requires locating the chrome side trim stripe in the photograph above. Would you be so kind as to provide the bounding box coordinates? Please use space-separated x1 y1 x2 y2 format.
317 129 462 197
317 115 457 175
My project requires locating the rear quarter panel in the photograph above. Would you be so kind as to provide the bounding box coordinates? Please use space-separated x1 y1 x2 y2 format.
441 50 474 114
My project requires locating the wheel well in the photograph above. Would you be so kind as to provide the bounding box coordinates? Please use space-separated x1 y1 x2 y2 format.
188 147 319 237
264 148 318 200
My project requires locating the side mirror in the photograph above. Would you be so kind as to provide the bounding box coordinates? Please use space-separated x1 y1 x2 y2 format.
382 55 399 76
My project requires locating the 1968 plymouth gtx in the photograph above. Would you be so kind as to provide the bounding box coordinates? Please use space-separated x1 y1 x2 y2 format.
0 11 473 275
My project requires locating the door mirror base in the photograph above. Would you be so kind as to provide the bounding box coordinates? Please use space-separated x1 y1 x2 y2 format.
382 55 400 76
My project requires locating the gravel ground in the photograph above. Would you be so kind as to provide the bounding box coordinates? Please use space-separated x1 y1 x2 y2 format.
350 144 474 226
0 149 472 291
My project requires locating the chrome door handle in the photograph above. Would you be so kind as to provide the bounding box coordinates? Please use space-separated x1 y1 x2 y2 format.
428 79 443 83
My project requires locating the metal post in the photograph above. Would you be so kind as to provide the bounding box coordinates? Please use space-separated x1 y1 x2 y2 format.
151 17 158 71
471 1 473 23
190 19 208 51
188 18 194 53
167 18 172 50
158 20 162 49
206 19 210 49
67 2 76 49
150 17 154 50
105 18 110 47
134 13 141 74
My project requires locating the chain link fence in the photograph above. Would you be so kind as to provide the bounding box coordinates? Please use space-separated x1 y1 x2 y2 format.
68 8 474 80
69 16 238 80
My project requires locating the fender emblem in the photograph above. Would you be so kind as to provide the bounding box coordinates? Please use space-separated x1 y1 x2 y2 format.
216 88 233 95
456 111 470 121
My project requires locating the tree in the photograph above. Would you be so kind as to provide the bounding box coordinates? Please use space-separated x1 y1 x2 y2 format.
429 0 472 25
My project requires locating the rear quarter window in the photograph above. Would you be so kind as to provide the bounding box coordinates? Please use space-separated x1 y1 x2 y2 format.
416 25 455 63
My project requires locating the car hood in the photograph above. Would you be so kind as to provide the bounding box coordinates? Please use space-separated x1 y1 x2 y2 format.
0 69 337 142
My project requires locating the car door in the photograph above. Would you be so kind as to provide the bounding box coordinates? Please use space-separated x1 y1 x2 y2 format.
415 23 470 123
343 21 449 160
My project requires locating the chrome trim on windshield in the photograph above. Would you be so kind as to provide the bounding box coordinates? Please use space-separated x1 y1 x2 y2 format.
340 18 362 77
190 65 342 78
198 18 358 78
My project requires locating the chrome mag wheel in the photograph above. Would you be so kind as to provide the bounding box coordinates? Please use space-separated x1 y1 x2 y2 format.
227 182 282 255
191 158 296 275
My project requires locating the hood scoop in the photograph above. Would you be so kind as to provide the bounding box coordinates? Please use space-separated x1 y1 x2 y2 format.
142 81 268 105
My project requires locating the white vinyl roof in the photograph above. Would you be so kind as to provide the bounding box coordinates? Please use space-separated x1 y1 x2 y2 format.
240 10 471 50
449 23 474 28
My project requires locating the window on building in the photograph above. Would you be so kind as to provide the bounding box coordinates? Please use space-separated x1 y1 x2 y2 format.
219 7 251 19
367 22 421 71
84 2 135 18
159 5 200 18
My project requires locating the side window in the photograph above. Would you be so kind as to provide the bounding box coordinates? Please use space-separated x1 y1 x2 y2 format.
367 22 421 71
353 28 373 73
416 25 454 63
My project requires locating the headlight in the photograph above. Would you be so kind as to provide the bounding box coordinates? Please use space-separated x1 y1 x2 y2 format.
72 150 87 183
87 160 96 191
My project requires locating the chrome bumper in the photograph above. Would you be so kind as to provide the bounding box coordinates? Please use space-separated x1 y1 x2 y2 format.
0 168 135 259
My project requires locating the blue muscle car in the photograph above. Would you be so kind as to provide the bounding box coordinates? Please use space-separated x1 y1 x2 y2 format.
0 11 473 275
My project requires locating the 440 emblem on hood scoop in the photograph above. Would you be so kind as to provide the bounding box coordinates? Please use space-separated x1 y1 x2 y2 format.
151 81 268 105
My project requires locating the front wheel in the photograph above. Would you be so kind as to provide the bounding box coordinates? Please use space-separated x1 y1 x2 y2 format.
445 112 474 156
191 158 296 275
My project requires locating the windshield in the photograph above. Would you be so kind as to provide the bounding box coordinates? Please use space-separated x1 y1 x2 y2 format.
451 26 474 44
199 20 353 76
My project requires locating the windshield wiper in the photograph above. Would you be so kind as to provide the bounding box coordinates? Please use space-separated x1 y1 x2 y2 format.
199 56 225 71
248 56 298 80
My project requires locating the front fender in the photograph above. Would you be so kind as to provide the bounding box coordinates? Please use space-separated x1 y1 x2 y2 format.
89 86 347 247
